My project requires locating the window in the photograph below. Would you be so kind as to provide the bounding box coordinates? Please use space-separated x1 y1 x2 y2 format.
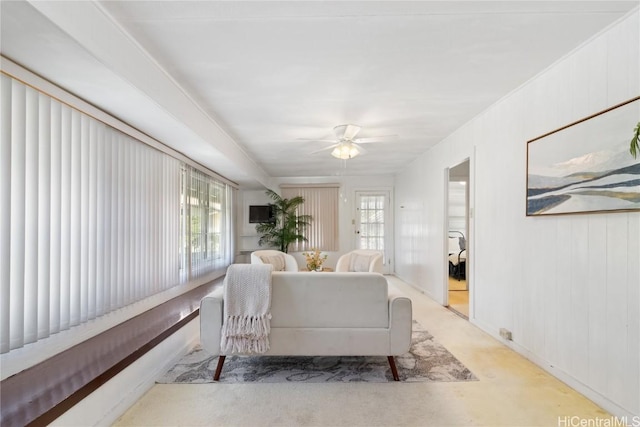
281 185 339 251
180 166 234 281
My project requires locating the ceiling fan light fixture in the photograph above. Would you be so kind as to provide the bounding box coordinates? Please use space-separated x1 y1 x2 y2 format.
331 142 360 159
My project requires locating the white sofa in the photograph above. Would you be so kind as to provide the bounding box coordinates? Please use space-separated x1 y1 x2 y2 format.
200 271 412 381
250 250 299 271
335 249 383 273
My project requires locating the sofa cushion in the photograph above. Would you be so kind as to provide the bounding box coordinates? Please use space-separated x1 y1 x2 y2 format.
260 254 285 271
349 254 372 272
270 272 389 328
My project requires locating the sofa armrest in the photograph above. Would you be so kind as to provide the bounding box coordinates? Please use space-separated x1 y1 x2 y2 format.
199 287 224 355
388 294 412 355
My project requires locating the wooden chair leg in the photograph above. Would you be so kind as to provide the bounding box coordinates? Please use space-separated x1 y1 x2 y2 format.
387 356 400 381
213 355 226 381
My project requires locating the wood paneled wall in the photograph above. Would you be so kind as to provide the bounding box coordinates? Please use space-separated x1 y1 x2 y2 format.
395 10 639 417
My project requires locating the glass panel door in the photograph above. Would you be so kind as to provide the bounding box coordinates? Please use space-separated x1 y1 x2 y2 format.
355 191 391 273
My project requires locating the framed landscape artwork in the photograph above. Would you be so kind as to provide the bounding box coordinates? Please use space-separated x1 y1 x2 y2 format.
526 96 640 216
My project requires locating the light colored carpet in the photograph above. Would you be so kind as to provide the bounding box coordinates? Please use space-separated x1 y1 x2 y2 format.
116 277 610 427
158 322 476 383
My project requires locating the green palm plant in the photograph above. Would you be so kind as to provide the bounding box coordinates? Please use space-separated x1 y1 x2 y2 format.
255 189 312 253
631 121 640 158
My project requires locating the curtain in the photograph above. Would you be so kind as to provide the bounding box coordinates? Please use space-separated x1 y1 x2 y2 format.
0 74 182 354
281 185 339 252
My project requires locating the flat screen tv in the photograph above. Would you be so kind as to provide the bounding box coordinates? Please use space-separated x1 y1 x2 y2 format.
249 205 274 223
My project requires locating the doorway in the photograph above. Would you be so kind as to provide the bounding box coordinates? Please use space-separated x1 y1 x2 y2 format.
355 190 392 274
445 160 470 319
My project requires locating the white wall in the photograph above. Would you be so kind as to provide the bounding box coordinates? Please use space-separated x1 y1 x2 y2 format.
395 10 639 418
236 189 274 257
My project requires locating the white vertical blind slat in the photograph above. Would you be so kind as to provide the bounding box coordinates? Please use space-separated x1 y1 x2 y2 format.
133 143 139 301
95 122 105 317
144 148 151 296
37 94 51 340
153 152 160 287
9 80 26 350
167 160 172 284
88 119 98 320
69 109 81 327
109 132 118 313
138 144 144 299
116 134 124 308
80 114 90 322
120 135 128 306
169 158 177 286
59 105 71 331
174 160 182 285
183 167 190 281
151 152 158 291
124 137 132 305
140 146 147 297
124 136 130 305
49 100 62 335
24 86 39 345
129 139 136 302
143 148 149 293
131 143 137 301
168 161 172 284
0 75 13 353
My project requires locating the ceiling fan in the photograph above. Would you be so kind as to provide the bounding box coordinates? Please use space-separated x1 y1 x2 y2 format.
302 124 396 160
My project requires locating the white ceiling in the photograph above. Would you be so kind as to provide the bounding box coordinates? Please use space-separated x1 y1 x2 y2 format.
1 1 637 188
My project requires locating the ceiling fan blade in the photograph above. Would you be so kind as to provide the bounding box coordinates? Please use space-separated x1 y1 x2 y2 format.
354 135 398 144
343 124 361 140
296 138 338 143
333 124 361 140
310 144 339 154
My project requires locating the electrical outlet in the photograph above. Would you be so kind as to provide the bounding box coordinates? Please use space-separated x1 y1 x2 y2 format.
499 328 512 341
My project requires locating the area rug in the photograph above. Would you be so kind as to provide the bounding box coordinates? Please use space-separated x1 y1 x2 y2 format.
158 322 476 383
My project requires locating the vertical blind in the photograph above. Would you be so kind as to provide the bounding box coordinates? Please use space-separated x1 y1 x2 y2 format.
281 185 339 252
0 74 234 354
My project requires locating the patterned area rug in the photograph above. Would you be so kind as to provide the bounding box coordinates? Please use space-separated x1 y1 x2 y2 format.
158 322 476 383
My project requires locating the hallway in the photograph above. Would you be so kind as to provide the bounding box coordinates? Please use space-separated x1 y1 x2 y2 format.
114 276 609 427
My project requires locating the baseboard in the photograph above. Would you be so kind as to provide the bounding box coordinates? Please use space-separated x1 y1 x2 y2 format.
470 318 637 419
51 318 200 427
392 273 437 301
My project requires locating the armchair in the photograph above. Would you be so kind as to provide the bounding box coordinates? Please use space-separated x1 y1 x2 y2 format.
250 250 299 271
335 250 383 273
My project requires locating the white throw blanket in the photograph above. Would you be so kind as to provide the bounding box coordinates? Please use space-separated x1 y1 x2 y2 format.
220 264 273 354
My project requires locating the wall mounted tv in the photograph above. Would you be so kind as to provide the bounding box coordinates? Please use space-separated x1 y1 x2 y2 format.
249 205 274 223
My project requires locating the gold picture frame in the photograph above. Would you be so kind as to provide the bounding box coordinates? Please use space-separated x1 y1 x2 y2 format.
526 96 640 216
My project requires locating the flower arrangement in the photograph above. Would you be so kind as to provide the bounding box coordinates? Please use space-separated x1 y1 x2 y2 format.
302 248 328 271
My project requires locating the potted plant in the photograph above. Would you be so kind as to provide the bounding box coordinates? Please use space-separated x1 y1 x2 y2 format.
302 249 328 271
255 189 312 253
